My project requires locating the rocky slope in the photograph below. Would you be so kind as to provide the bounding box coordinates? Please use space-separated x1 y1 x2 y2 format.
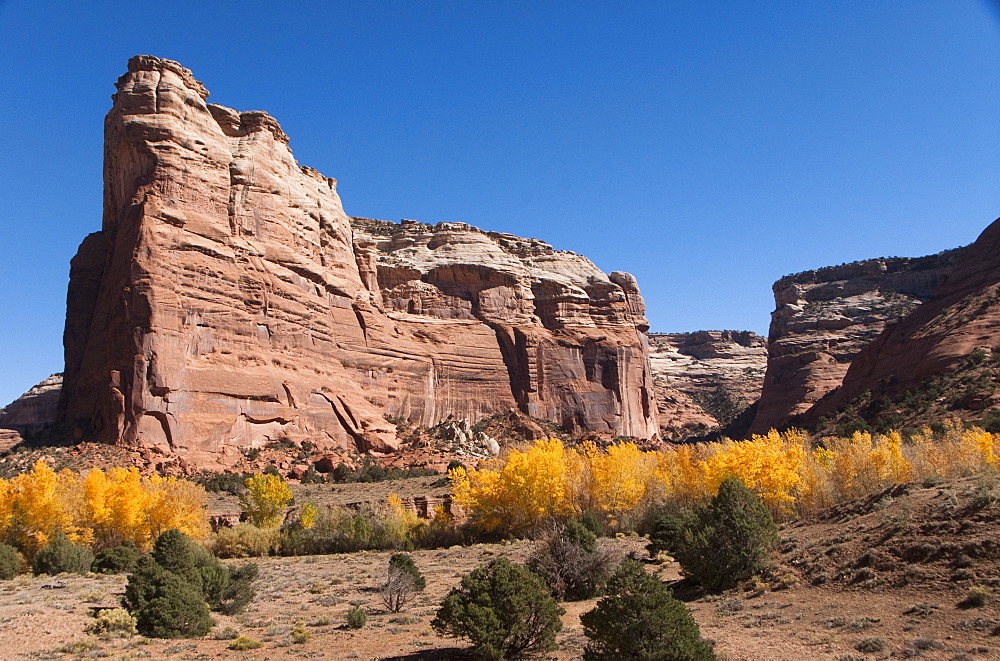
805 218 1000 431
57 56 657 465
647 331 766 438
749 249 964 435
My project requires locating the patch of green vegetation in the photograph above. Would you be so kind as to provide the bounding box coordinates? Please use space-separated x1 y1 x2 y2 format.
328 458 439 484
813 353 1000 436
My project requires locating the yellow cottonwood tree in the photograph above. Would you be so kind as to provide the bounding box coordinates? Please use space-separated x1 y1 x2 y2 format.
653 443 707 506
698 431 807 517
83 467 153 549
452 438 575 535
579 442 655 525
0 462 209 558
299 502 318 530
0 461 82 556
239 473 293 528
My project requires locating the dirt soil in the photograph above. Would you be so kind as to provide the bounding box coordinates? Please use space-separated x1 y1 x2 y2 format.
3 476 1000 660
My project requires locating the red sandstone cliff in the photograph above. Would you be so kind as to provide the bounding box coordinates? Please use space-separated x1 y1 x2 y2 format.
749 250 963 435
805 218 1000 427
0 374 63 450
58 56 657 464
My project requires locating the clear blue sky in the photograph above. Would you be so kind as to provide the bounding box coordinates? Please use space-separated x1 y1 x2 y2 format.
1 1 998 406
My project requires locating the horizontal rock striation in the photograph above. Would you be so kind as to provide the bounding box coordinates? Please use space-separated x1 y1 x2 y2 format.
0 374 63 449
749 250 964 435
806 218 1000 426
58 56 657 463
648 331 766 438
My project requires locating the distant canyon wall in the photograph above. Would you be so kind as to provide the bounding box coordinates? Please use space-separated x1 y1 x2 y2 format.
648 331 766 438
0 374 63 450
57 56 657 463
805 218 1000 428
749 250 964 435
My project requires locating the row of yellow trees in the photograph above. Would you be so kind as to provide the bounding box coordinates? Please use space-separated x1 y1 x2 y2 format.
0 461 209 559
451 422 998 535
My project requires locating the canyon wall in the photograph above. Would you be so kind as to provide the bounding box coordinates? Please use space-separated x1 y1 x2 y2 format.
58 56 657 464
0 374 63 450
805 218 1000 427
647 331 766 438
749 250 964 435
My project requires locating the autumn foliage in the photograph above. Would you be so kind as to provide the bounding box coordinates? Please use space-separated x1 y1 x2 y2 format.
453 422 999 535
0 460 208 559
239 473 293 528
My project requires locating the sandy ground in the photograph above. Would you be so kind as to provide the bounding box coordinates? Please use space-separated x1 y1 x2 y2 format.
1 534 997 660
4 476 1000 659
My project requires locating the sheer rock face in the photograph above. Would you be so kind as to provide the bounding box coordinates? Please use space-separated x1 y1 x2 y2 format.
749 250 964 435
58 56 657 462
806 218 1000 423
647 331 766 438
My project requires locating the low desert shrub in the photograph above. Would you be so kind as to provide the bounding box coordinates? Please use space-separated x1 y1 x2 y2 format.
345 606 367 629
675 477 778 593
285 503 413 554
229 635 263 650
389 553 426 590
580 558 715 660
855 637 889 653
412 511 470 549
211 523 280 558
89 607 138 638
124 554 213 638
527 520 616 601
645 509 694 558
291 622 310 643
433 557 564 661
32 532 95 576
150 528 257 614
963 586 991 608
330 458 438 483
193 471 248 495
213 626 239 640
0 543 25 579
92 542 140 574
214 562 259 615
381 553 426 613
124 529 258 637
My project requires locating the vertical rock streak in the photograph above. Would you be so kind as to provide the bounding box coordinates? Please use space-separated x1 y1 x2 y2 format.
58 56 658 461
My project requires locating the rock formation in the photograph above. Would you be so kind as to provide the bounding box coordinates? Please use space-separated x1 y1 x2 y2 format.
805 218 1000 427
0 374 63 450
748 250 964 435
57 56 657 464
647 331 766 438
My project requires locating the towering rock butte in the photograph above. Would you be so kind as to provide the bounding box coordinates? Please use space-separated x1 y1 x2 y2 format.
749 249 964 435
805 218 1000 425
647 331 766 438
58 56 657 464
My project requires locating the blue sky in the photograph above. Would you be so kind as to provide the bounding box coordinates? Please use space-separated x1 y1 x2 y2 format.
1 1 998 406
